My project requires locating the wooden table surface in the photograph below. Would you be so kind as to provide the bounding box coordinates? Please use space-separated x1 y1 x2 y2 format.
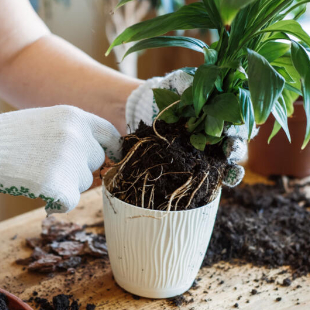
1 172 310 310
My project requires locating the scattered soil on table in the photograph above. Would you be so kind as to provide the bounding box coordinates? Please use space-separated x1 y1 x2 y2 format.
16 217 107 273
106 120 228 211
29 294 94 310
205 177 310 278
0 293 8 310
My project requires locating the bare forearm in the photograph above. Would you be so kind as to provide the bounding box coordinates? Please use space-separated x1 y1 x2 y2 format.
0 34 141 135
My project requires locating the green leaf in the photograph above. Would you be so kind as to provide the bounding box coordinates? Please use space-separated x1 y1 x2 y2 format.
247 49 285 125
291 41 309 78
202 0 223 31
268 121 281 144
153 89 180 123
203 93 243 124
239 88 255 140
179 86 193 108
124 36 208 59
291 41 310 149
285 83 302 96
258 42 291 63
106 3 215 55
181 106 196 118
205 115 224 137
262 32 291 44
282 88 297 117
114 0 134 10
271 96 291 142
190 133 207 151
273 66 295 83
203 48 218 65
258 20 310 47
215 76 223 92
272 55 301 88
206 135 224 145
214 0 256 25
193 64 220 116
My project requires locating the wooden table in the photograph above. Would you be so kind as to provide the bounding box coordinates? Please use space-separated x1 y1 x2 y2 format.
1 175 310 310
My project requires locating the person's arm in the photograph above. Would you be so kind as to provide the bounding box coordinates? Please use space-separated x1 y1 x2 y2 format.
0 0 141 135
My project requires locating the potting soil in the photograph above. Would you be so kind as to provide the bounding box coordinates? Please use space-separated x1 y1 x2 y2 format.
109 120 228 210
205 177 310 278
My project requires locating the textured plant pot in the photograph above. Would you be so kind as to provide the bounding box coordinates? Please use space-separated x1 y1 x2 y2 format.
0 288 33 310
102 183 220 299
248 99 310 178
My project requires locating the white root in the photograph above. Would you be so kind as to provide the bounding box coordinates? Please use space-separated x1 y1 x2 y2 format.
185 172 209 209
153 100 181 144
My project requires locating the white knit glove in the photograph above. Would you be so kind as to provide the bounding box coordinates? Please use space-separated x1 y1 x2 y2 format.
126 70 258 187
0 105 121 215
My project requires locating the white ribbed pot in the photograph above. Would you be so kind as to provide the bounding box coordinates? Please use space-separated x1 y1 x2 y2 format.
102 183 220 299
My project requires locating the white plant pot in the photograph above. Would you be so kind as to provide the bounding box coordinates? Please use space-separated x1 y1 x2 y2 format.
102 183 220 299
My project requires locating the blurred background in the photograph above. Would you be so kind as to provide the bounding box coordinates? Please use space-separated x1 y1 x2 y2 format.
0 0 309 221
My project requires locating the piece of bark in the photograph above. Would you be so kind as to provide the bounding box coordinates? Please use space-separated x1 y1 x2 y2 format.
28 254 62 273
84 235 108 257
50 241 84 258
57 257 82 270
42 217 83 242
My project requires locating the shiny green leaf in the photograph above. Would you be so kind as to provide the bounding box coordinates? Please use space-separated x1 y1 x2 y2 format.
179 86 193 108
259 20 310 47
205 115 224 137
273 66 295 83
124 36 208 59
239 88 255 140
206 135 224 145
203 93 243 124
291 41 310 149
268 121 281 144
193 64 220 116
271 96 291 142
203 48 218 64
258 42 291 63
106 3 215 55
214 0 256 25
153 89 180 123
247 49 285 124
190 133 207 151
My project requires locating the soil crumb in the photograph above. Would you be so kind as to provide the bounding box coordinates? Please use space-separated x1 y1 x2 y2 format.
31 294 82 310
205 177 310 278
107 120 228 210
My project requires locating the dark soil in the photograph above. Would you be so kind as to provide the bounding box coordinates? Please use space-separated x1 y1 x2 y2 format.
108 120 228 210
0 293 8 310
205 178 310 278
31 294 86 310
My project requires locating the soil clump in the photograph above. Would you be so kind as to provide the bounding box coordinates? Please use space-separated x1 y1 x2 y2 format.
107 120 228 210
205 177 310 278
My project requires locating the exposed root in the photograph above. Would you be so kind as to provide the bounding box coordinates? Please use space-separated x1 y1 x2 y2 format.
104 120 227 212
153 100 181 144
185 172 209 209
166 175 193 212
141 173 149 208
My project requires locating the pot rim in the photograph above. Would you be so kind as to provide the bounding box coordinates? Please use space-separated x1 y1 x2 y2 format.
102 180 221 215
0 288 33 310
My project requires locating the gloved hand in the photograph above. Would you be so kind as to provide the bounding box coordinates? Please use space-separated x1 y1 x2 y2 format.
0 105 121 215
126 70 258 187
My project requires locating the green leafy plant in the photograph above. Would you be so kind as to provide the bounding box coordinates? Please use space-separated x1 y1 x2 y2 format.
107 0 310 150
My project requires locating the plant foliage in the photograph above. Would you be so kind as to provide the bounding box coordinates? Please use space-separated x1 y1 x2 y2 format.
109 0 310 150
